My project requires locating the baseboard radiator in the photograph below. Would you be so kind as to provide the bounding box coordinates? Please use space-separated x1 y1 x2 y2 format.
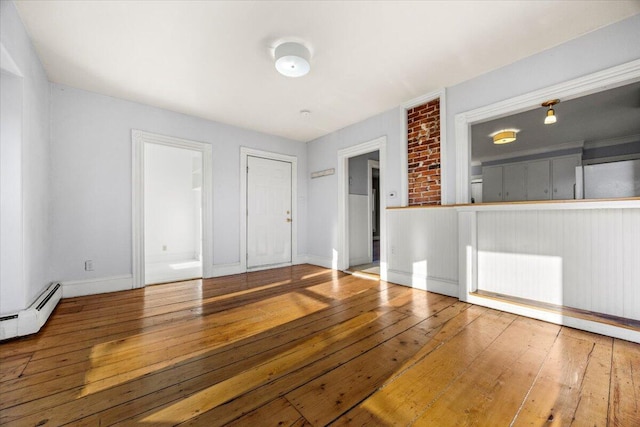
0 282 62 341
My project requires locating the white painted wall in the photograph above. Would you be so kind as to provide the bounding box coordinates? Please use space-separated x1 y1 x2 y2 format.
50 84 307 284
0 71 24 315
144 143 201 263
0 1 51 315
306 108 403 265
348 195 369 265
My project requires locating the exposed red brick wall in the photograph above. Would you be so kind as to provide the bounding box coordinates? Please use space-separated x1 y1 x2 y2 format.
407 98 440 205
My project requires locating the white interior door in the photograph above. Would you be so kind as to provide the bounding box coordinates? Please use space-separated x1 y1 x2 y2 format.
247 156 292 268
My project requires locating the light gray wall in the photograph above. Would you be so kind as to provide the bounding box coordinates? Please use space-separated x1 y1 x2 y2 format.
0 1 51 314
50 84 307 282
306 107 402 261
349 151 379 195
583 141 640 163
445 14 640 203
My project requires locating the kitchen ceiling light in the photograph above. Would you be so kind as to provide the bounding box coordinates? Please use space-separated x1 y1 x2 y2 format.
493 130 517 145
275 42 310 78
542 99 559 124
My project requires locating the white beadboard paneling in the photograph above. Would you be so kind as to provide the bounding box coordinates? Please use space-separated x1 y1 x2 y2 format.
477 208 640 321
561 210 592 311
348 195 370 266
623 209 640 319
387 207 458 292
590 209 624 316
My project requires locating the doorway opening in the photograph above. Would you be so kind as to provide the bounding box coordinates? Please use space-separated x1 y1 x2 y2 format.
346 152 380 276
337 136 387 280
132 130 213 289
144 143 203 285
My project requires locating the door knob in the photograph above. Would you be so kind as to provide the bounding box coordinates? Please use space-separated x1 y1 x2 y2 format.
286 218 292 223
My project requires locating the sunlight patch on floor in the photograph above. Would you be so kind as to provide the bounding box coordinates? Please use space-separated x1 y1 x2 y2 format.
139 311 387 424
79 290 328 397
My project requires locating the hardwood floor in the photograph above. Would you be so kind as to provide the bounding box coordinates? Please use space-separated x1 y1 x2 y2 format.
1 264 638 426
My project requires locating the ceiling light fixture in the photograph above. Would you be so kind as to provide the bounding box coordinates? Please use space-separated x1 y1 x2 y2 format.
542 99 559 124
275 42 310 78
492 130 517 145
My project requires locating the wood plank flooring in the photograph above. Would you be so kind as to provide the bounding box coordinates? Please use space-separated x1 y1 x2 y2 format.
1 264 638 426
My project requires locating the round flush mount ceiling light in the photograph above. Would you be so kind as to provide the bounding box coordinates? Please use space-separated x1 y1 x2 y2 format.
275 42 310 77
492 130 518 145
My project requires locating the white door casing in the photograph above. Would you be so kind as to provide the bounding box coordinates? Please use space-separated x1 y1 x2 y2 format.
132 130 213 288
247 156 292 268
337 136 387 277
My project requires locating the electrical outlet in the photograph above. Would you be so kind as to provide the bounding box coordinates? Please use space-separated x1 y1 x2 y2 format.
84 260 94 271
391 246 396 255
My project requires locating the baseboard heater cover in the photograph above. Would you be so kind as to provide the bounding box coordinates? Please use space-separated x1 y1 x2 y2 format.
0 282 62 341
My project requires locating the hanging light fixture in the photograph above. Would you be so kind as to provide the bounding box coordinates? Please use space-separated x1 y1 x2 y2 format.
492 129 518 145
542 99 559 124
274 42 310 78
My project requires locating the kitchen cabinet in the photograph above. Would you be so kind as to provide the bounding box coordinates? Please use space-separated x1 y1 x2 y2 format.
552 156 581 199
482 166 503 202
480 155 581 202
504 164 526 201
527 160 551 200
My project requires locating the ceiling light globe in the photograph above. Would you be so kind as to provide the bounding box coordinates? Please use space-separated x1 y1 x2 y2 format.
275 42 310 77
544 108 557 124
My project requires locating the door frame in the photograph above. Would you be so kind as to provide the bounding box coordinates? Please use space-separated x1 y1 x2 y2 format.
132 130 213 288
337 136 387 277
367 159 380 262
240 147 297 272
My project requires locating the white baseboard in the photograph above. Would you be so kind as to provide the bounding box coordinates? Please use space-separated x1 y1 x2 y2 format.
293 254 310 265
386 269 459 297
464 293 640 344
306 255 335 270
145 251 198 264
349 257 372 267
62 275 133 298
209 262 243 278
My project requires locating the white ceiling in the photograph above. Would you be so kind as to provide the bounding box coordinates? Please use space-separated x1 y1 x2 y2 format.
14 1 640 142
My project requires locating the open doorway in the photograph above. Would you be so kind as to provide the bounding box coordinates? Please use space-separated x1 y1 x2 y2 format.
337 136 387 277
132 130 213 289
144 143 203 285
347 151 380 276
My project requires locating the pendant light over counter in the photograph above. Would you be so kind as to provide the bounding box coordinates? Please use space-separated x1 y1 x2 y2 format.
542 99 560 124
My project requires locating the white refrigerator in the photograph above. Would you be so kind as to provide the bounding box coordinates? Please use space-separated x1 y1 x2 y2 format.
576 158 640 199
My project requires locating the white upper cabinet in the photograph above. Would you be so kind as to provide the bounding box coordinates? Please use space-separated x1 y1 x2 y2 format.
552 156 581 199
482 165 503 202
527 160 551 200
481 155 581 203
504 164 527 201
